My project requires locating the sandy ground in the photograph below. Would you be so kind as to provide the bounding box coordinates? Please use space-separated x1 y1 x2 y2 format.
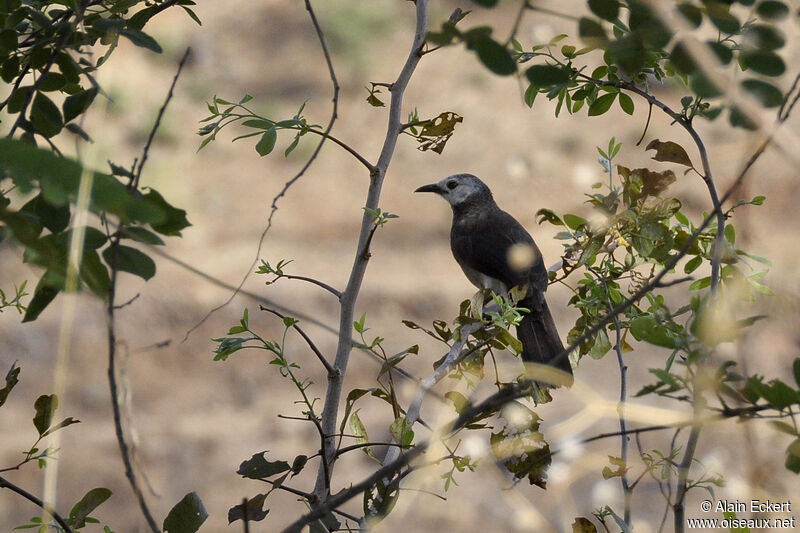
1 1 799 531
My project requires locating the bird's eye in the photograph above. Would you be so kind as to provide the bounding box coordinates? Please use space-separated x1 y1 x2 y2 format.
446 181 458 190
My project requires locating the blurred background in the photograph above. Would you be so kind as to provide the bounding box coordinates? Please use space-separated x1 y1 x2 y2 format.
1 0 799 531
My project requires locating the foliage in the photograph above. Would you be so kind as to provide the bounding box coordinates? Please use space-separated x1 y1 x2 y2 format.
2 0 799 532
1 1 203 531
202 1 800 532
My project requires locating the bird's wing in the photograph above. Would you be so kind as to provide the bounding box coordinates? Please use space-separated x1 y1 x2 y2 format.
451 208 547 294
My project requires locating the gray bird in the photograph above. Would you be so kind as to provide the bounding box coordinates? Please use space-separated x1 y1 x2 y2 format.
415 173 573 386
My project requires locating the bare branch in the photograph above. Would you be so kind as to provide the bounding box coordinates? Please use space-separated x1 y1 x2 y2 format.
106 242 159 533
0 476 73 532
271 274 342 300
313 0 430 502
132 48 191 189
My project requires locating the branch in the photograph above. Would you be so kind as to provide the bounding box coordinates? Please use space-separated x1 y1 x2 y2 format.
132 47 191 189
592 266 631 527
272 273 342 300
296 126 375 172
106 241 160 533
381 321 485 466
259 306 335 375
313 0 429 502
286 383 527 533
0 475 73 532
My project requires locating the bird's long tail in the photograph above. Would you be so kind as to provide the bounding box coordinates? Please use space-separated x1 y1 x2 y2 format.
516 297 574 387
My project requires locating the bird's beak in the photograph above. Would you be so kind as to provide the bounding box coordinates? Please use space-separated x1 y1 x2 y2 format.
415 183 443 194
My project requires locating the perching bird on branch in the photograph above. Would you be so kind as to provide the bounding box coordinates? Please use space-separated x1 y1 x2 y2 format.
415 173 573 387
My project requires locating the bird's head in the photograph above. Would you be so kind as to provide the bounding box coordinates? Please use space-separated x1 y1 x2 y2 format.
414 173 493 208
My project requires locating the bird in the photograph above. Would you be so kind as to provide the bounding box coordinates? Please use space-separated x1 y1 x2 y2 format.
415 173 573 387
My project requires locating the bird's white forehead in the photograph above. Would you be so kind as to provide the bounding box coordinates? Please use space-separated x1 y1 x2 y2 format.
438 174 486 205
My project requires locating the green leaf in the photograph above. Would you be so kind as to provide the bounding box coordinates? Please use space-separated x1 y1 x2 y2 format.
677 3 703 27
589 0 619 21
588 93 617 116
744 24 786 51
0 362 20 408
756 0 789 20
8 86 33 113
30 93 63 138
706 2 740 33
69 488 112 529
119 29 163 53
444 391 468 414
524 84 538 108
630 316 676 349
350 411 377 461
741 50 786 76
525 64 571 86
38 72 66 92
588 328 611 359
22 274 61 322
390 416 414 448
684 255 703 274
103 245 156 281
63 88 98 123
563 214 586 230
0 139 167 225
760 380 799 410
33 394 58 437
40 416 79 438
471 36 516 75
163 492 207 533
618 92 634 115
80 249 111 295
707 41 733 64
741 79 783 108
786 438 800 473
256 127 277 156
689 276 712 291
578 17 608 46
142 189 190 236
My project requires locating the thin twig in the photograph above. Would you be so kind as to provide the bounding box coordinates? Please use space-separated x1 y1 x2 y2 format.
106 240 159 533
182 0 342 342
335 442 408 458
132 48 191 189
259 306 335 375
113 292 140 309
592 266 631 527
292 126 375 172
102 49 194 533
0 475 73 532
274 274 342 300
506 0 530 46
